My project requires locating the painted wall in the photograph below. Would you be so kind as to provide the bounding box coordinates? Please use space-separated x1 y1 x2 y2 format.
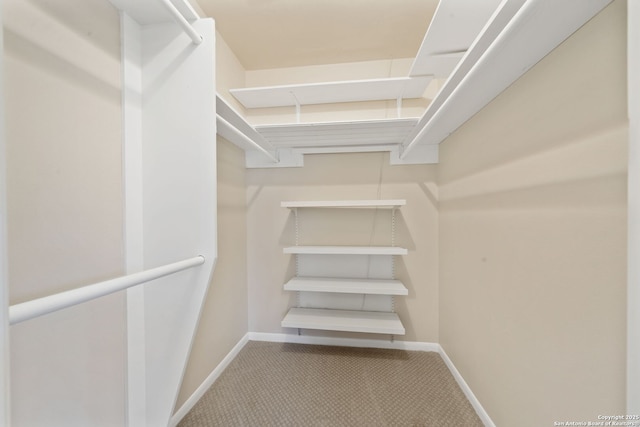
3 0 125 425
175 34 249 411
246 152 439 343
175 136 248 410
438 1 627 426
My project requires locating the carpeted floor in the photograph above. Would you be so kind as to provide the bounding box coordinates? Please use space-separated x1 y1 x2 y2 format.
178 341 484 427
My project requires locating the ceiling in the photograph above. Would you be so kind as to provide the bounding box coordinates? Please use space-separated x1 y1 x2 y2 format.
191 0 439 70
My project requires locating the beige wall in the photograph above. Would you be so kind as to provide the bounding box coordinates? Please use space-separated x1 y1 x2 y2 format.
246 152 439 342
216 30 247 113
438 1 628 426
3 0 125 425
176 136 248 409
175 33 249 410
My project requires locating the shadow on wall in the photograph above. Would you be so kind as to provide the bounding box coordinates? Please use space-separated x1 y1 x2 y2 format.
3 0 121 107
246 151 437 189
439 124 628 211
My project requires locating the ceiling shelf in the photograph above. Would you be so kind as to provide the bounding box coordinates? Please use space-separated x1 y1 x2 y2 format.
255 118 419 148
284 277 408 296
409 0 503 78
230 76 432 109
216 0 611 168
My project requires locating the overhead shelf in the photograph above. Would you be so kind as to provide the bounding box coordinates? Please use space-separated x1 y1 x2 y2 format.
281 308 405 335
401 0 612 158
283 246 408 256
284 277 408 296
255 118 419 148
281 199 406 209
216 0 610 168
230 76 432 109
409 0 503 77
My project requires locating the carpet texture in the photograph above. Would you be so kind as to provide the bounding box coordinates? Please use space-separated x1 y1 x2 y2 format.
178 341 484 426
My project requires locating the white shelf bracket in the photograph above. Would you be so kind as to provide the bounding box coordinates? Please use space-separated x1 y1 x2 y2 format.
290 91 302 124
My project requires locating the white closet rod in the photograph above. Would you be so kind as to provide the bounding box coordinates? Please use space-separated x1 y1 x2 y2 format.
9 255 205 325
159 0 203 45
216 114 278 163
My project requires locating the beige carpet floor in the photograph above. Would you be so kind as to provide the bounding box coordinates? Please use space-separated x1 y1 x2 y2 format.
178 341 484 427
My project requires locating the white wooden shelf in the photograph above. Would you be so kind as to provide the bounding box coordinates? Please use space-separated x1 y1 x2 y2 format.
281 199 406 209
281 308 405 335
255 118 419 148
283 246 408 256
284 277 408 296
281 199 407 336
230 76 432 109
216 94 274 153
409 0 503 78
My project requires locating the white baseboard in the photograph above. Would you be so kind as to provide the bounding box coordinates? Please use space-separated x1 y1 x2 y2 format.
169 333 250 427
170 332 494 427
247 332 440 352
438 346 495 427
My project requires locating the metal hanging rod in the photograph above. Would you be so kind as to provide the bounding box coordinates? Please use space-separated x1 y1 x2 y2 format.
159 0 203 45
9 255 205 325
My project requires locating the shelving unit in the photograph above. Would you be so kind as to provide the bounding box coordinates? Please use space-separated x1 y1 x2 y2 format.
281 199 408 336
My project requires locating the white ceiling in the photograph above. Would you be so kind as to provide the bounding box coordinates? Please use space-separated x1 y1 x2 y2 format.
191 0 439 70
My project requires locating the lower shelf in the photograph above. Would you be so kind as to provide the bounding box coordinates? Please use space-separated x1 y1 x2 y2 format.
281 307 405 335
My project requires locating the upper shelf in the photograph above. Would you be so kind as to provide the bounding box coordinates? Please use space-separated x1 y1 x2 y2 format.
409 0 503 77
229 76 432 109
255 118 419 149
281 200 406 209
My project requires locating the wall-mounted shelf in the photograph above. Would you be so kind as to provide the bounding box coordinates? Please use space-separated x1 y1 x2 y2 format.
255 119 420 149
281 308 405 335
283 246 408 256
281 199 408 336
230 76 432 109
282 199 406 209
215 0 610 168
409 0 503 78
284 277 408 296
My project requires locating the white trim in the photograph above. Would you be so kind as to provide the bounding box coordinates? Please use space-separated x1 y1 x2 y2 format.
121 14 146 427
0 0 10 420
438 347 495 427
247 332 439 352
169 334 250 427
628 0 640 415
